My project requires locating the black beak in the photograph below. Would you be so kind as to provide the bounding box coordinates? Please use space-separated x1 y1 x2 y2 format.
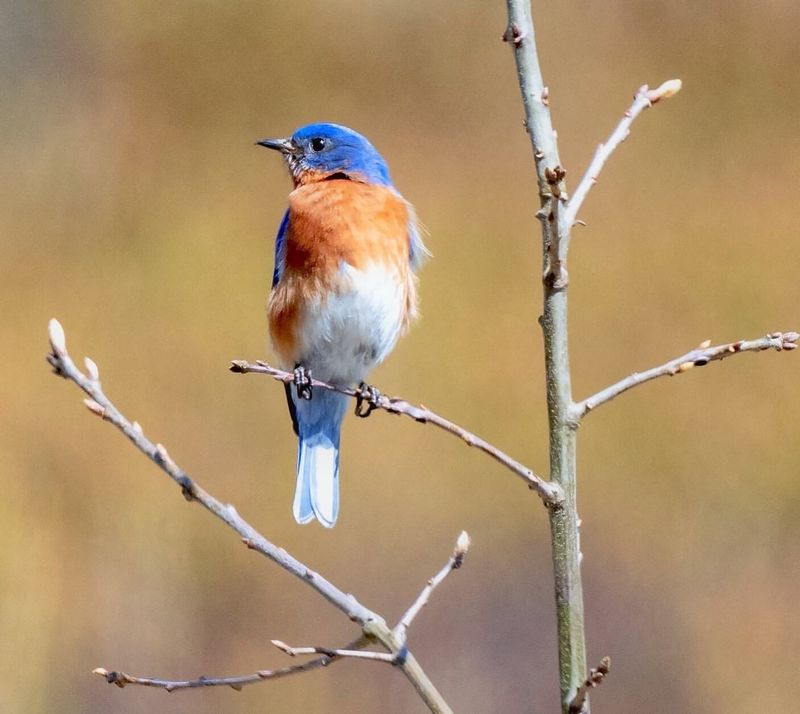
255 137 294 154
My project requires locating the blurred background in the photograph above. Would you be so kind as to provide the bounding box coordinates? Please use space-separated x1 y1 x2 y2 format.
2 1 799 712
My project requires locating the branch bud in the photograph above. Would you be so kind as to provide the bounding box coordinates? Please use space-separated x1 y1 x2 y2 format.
453 530 471 568
83 399 106 418
646 79 682 104
84 356 100 382
48 319 67 355
271 640 293 655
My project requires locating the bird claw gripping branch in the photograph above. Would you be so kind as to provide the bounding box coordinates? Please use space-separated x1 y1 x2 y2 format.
354 383 381 418
293 365 313 400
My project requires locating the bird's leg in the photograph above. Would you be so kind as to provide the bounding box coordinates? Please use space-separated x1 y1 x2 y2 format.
354 382 381 418
293 364 313 400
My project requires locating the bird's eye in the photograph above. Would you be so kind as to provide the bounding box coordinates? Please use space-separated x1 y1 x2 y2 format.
309 137 328 152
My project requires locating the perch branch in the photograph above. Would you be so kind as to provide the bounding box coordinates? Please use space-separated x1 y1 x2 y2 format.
568 656 611 714
572 331 799 420
91 636 368 692
564 80 682 229
46 319 454 714
229 360 563 506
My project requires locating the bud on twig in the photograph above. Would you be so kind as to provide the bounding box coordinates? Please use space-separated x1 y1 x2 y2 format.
453 530 471 569
83 398 106 418
84 356 100 382
646 78 682 104
48 318 67 355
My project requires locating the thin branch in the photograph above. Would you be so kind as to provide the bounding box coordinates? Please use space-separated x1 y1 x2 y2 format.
395 531 471 644
572 331 799 421
229 360 563 506
568 656 611 714
46 319 454 714
564 79 682 229
91 636 368 692
271 639 395 663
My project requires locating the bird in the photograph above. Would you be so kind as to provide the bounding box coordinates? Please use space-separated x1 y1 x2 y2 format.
257 123 427 528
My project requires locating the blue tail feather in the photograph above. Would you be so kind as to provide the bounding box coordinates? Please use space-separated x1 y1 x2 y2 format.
292 389 349 528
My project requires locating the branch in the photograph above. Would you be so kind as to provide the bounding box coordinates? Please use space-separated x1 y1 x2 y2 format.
229 360 563 506
91 636 368 692
394 531 471 644
564 79 682 229
46 319 454 714
271 639 395 663
568 656 611 714
572 331 799 420
504 2 588 711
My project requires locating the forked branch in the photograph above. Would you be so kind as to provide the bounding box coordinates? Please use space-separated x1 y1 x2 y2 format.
46 319 457 713
92 635 368 692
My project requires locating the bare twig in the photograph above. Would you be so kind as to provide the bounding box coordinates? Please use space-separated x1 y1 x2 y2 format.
271 639 395 663
395 531 471 644
564 79 682 229
568 656 611 714
47 319 454 714
91 636 368 692
229 360 563 506
572 331 799 420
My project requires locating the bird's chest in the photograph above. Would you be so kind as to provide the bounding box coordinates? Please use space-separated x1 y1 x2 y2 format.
268 181 412 382
295 262 407 383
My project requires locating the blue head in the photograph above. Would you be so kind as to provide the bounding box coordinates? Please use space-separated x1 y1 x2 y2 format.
257 123 392 187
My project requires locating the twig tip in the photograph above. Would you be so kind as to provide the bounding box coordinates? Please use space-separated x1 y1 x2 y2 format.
453 530 471 567
647 78 682 104
271 639 292 655
48 318 67 355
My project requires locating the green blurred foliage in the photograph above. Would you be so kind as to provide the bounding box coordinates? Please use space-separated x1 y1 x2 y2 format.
2 2 799 712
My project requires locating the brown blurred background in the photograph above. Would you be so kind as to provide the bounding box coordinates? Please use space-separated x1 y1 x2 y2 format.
2 1 799 712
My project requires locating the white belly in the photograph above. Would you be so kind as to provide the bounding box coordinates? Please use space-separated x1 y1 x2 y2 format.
296 262 406 385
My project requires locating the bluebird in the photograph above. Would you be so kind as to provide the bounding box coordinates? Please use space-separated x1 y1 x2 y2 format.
257 123 427 528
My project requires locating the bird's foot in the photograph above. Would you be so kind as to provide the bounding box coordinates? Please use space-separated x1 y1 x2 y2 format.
293 365 313 400
355 382 381 418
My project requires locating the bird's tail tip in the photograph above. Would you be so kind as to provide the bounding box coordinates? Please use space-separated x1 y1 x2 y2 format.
294 437 340 528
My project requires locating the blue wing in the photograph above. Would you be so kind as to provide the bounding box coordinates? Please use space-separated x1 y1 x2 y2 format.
272 209 290 288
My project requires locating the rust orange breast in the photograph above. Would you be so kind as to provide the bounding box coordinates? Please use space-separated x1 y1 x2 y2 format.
268 180 413 365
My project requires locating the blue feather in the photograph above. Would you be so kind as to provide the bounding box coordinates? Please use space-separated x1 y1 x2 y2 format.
272 209 289 288
291 389 349 528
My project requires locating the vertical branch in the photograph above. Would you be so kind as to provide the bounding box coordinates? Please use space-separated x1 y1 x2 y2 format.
504 2 588 712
